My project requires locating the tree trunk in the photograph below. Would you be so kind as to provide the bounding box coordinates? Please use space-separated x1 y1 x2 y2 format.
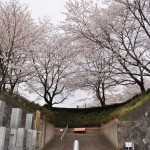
101 100 106 107
96 88 106 107
44 92 53 108
139 83 145 92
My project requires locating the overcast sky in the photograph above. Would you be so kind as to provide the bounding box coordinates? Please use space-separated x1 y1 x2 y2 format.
18 0 69 24
18 0 101 24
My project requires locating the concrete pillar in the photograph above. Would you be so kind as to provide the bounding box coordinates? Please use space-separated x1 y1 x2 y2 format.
0 101 6 126
0 127 6 150
10 108 22 128
8 128 17 150
26 129 36 150
25 114 34 130
15 128 25 149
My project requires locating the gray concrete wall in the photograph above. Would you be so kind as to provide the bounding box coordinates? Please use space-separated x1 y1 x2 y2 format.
41 121 55 148
100 119 119 150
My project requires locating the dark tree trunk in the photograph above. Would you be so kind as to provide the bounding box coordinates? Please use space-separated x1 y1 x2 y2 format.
44 92 53 108
96 87 106 107
139 83 145 92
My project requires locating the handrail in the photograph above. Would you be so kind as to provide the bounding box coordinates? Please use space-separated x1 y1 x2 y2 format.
60 124 68 149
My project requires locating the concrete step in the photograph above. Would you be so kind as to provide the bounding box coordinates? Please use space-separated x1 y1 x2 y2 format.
43 133 115 150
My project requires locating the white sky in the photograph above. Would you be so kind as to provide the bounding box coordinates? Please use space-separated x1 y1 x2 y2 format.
18 0 102 24
18 0 68 24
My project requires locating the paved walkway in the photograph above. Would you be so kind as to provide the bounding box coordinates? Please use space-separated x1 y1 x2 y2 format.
43 133 115 150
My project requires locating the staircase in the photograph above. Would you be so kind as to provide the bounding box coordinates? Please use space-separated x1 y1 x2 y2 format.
43 131 115 150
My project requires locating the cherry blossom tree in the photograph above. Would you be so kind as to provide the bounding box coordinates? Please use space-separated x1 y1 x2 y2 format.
62 0 119 106
28 25 77 108
109 0 150 75
100 3 148 92
0 0 50 93
62 0 150 106
0 0 40 92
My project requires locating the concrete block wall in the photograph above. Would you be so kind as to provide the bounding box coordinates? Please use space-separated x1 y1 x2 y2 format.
100 118 150 149
117 100 150 150
117 121 137 149
100 119 119 150
99 99 150 150
118 112 150 150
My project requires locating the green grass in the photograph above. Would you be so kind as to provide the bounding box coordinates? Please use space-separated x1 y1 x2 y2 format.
111 91 150 119
3 91 54 122
2 89 150 127
45 90 150 127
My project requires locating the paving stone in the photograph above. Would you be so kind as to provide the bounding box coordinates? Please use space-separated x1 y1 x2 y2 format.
126 136 133 142
142 125 149 133
135 137 145 148
147 112 150 119
140 131 147 139
124 132 132 139
131 131 139 139
135 126 142 134
146 120 150 127
142 144 150 150
144 136 150 145
146 131 150 139
134 143 141 150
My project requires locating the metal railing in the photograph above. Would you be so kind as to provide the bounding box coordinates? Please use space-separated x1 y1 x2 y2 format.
60 124 68 149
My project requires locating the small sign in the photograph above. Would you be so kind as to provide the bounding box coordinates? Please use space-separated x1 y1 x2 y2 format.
125 142 132 147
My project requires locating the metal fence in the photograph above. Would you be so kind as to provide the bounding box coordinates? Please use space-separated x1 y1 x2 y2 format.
0 100 42 150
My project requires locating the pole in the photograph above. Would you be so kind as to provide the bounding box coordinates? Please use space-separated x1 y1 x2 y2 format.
73 140 79 150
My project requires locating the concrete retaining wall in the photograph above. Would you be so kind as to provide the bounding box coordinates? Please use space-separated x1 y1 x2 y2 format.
41 121 55 148
100 119 119 150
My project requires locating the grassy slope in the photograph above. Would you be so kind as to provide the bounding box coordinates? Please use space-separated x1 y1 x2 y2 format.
49 90 150 127
3 90 150 127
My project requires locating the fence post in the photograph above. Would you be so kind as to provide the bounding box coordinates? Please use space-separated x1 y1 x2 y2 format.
0 127 6 150
10 108 22 128
35 111 41 150
0 101 6 126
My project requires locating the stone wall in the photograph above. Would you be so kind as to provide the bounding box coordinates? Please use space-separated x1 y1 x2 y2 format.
118 100 150 150
118 115 150 150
